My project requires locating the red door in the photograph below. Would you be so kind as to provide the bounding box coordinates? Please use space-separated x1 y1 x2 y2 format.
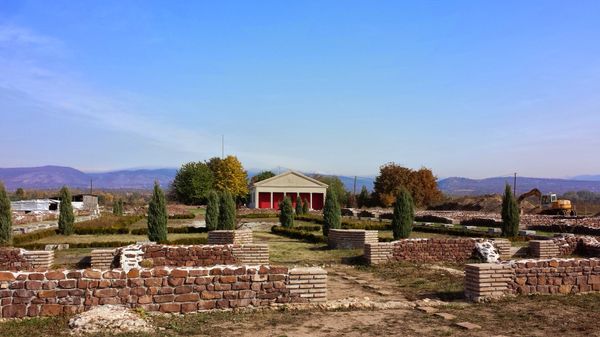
300 193 310 209
258 192 271 209
273 193 284 210
312 193 324 210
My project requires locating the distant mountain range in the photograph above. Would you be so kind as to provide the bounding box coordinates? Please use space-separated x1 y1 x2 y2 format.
0 166 177 190
1 166 600 196
438 177 600 196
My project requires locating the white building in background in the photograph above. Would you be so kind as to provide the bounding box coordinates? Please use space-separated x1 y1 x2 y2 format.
248 171 328 210
11 199 60 212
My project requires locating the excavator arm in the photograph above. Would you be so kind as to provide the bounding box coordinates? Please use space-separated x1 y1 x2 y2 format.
517 188 542 204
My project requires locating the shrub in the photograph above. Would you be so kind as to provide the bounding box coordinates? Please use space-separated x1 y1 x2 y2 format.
168 212 195 219
206 190 220 230
341 208 354 216
302 198 309 215
501 184 520 237
358 210 375 218
58 186 75 235
323 189 341 236
148 182 168 243
460 218 502 228
415 215 454 224
278 197 294 228
295 197 303 215
12 229 57 245
0 182 12 244
237 212 278 219
294 224 322 232
271 225 326 243
218 190 236 230
392 189 414 239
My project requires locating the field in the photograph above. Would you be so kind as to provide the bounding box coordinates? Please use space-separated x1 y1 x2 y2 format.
3 210 600 336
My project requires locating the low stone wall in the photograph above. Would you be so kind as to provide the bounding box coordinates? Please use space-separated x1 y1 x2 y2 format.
140 244 269 267
90 244 271 270
529 236 600 259
327 229 378 249
465 258 600 301
0 265 327 318
91 250 119 270
0 248 53 271
207 230 253 245
365 238 506 265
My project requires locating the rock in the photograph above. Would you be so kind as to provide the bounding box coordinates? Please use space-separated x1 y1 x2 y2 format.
435 312 456 320
455 321 481 330
68 305 153 335
475 241 500 263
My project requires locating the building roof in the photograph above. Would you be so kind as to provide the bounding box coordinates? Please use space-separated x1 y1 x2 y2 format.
252 170 329 188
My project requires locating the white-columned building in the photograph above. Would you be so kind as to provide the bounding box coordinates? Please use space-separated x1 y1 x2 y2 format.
249 171 328 210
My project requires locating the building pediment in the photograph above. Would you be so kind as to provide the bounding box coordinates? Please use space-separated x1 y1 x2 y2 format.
253 171 328 188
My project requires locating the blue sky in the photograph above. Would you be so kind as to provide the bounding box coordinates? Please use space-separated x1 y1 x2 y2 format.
1 1 599 178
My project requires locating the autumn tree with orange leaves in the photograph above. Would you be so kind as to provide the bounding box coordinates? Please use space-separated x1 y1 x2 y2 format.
373 163 442 208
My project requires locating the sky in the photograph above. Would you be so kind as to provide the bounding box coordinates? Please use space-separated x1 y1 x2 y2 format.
1 1 599 179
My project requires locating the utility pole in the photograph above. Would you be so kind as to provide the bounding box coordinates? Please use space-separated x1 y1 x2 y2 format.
513 172 517 195
353 176 357 196
221 135 224 159
90 178 93 195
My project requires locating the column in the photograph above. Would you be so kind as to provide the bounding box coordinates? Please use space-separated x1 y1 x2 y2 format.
309 193 313 210
270 192 273 209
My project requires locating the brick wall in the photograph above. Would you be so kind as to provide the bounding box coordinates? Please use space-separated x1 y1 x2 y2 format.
91 244 270 271
465 258 600 301
365 238 506 264
140 244 269 267
327 229 378 249
0 265 327 318
529 236 600 259
207 230 253 245
0 248 53 271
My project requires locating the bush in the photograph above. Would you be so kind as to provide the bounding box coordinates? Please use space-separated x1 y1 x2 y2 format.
168 213 195 219
74 226 129 235
16 237 209 250
460 218 502 228
295 198 303 215
341 208 354 216
278 197 294 228
415 215 454 224
58 186 74 235
323 189 341 236
237 212 278 219
13 229 57 245
501 184 520 237
205 190 220 230
295 225 322 232
0 183 11 244
358 210 375 218
218 191 236 230
148 182 168 243
271 226 326 243
302 199 309 215
392 189 414 239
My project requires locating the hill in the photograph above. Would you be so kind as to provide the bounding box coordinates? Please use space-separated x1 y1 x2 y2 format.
0 166 176 190
438 176 600 196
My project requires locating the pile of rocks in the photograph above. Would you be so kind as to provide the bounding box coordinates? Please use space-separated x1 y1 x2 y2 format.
69 305 153 335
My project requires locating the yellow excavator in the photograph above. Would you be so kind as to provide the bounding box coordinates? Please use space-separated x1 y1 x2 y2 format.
517 188 576 216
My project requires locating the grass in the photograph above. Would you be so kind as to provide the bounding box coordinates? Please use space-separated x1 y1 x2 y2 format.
360 262 465 301
32 233 207 245
253 231 362 266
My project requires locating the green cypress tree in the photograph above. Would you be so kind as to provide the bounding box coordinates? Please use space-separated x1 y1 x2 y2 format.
218 190 236 230
322 189 341 236
501 184 520 237
295 196 303 215
118 199 124 215
58 186 75 235
279 197 295 227
148 182 168 242
302 198 309 215
0 182 12 245
392 188 414 239
205 190 220 230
